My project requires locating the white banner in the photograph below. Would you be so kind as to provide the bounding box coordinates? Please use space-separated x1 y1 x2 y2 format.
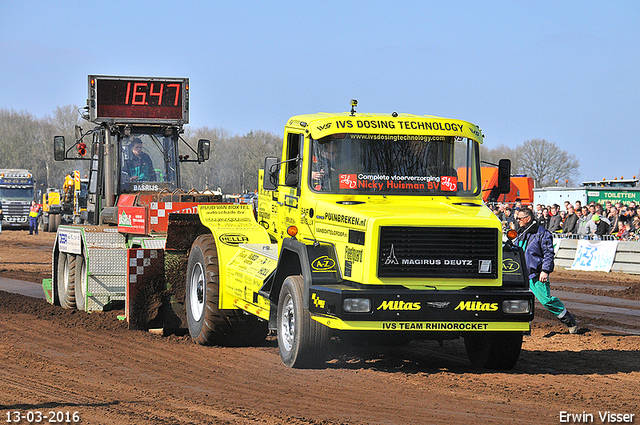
57 227 83 255
570 240 619 272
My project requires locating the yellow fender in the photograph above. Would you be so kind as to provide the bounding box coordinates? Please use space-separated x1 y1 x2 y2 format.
198 204 273 311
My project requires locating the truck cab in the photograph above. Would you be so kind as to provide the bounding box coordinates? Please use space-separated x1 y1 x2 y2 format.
260 110 503 290
0 169 35 229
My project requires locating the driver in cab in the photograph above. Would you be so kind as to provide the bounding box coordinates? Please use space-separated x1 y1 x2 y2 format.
123 138 156 182
311 141 338 191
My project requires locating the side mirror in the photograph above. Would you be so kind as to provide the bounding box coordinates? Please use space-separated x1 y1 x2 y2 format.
54 136 66 161
263 156 279 191
498 159 511 194
197 139 210 163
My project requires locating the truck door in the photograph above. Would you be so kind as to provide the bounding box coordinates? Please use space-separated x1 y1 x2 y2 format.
277 132 303 240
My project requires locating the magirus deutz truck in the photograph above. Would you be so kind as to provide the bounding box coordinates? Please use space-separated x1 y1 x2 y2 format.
181 101 533 369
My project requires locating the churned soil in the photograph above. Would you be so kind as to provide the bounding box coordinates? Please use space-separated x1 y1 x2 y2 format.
1 229 639 424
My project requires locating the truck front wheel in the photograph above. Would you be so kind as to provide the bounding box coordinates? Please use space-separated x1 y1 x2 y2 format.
185 234 267 346
464 331 523 370
277 275 330 368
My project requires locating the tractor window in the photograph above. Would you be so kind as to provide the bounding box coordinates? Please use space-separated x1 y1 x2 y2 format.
120 132 178 191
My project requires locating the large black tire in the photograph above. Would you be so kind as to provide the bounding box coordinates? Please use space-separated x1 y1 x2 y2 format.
75 255 87 311
185 234 267 346
464 332 523 370
49 214 60 233
277 275 331 368
41 216 49 233
56 251 76 309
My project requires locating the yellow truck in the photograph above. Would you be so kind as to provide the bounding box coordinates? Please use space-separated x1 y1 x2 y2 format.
41 171 89 232
180 101 533 369
41 189 62 232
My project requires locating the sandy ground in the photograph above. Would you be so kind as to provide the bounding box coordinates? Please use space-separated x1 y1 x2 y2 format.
0 229 639 424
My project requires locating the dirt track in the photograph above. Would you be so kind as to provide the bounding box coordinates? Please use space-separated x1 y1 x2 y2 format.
1 230 639 424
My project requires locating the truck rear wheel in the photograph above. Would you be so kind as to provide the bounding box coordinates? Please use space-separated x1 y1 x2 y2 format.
277 275 330 368
49 214 60 233
56 252 76 309
185 234 267 346
464 331 523 369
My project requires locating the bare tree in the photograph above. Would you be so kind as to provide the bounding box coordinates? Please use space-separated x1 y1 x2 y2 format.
480 143 519 168
179 128 281 193
516 139 579 187
52 105 82 135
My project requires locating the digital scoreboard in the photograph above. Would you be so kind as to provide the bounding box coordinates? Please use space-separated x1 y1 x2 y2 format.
88 75 189 124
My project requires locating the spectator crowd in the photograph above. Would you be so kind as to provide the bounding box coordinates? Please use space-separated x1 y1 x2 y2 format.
490 199 640 241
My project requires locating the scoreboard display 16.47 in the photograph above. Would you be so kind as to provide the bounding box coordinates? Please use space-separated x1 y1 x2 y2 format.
88 75 189 124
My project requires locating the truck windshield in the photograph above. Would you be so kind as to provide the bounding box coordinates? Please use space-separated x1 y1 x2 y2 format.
0 187 34 200
120 131 178 191
309 134 480 196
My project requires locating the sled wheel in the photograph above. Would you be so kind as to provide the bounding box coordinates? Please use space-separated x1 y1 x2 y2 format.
185 234 267 346
277 275 330 368
75 255 87 311
56 251 76 309
464 332 523 370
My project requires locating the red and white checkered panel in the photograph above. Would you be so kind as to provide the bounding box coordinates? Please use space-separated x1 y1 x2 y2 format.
128 248 160 283
148 202 199 231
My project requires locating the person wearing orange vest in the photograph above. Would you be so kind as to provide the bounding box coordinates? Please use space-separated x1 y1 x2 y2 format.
29 200 42 235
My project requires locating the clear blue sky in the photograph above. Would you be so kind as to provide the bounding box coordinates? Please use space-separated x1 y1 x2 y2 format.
1 1 639 183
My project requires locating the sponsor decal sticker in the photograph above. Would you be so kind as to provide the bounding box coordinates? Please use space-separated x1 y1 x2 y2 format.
441 176 457 191
345 246 363 263
311 256 336 271
311 293 326 308
119 211 132 227
339 174 357 189
381 322 491 330
502 258 520 274
219 233 250 246
335 172 458 193
377 301 421 311
454 301 498 311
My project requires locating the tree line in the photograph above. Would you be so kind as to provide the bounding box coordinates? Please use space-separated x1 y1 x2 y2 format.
0 106 281 195
0 106 578 194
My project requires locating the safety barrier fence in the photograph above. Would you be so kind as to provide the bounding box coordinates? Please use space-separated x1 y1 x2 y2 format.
552 234 640 275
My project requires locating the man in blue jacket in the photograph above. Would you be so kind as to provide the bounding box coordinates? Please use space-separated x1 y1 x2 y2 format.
514 207 578 334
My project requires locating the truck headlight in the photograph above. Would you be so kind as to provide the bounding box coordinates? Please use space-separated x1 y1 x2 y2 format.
502 300 531 314
343 298 371 313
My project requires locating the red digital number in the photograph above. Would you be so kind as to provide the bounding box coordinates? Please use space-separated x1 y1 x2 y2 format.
167 83 181 106
132 83 147 105
149 83 163 105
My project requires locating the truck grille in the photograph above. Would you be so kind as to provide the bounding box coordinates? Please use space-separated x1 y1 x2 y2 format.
378 227 498 279
5 204 30 215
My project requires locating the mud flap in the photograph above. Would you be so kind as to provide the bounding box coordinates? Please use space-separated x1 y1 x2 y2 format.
502 243 528 288
126 248 166 330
